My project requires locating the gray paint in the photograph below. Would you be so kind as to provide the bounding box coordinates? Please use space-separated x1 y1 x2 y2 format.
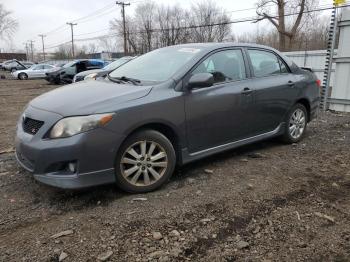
15 43 320 189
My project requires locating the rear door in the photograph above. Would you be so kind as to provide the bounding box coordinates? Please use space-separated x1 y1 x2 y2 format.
246 48 297 135
184 48 256 153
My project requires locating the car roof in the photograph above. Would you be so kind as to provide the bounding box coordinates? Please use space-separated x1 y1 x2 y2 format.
163 42 293 67
164 42 280 52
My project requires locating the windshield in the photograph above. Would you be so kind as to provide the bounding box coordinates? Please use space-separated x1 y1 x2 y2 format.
63 61 76 68
109 47 201 82
103 59 130 70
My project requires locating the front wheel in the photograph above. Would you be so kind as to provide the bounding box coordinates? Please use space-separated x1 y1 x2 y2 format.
18 73 28 80
115 130 176 193
281 103 308 143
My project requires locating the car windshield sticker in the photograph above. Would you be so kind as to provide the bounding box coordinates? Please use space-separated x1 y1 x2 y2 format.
178 48 201 53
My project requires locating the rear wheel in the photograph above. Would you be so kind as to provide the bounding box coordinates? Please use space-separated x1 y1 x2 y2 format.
115 130 176 193
281 103 308 143
18 73 28 80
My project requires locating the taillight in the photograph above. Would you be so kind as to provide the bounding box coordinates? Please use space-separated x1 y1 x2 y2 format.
316 79 321 87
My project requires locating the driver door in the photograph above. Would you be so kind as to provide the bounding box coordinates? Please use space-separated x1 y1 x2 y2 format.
184 49 255 153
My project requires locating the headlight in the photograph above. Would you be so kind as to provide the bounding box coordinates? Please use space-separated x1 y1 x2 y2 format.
49 113 114 139
84 73 98 80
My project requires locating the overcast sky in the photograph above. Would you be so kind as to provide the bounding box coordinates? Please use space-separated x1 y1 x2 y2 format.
1 0 335 52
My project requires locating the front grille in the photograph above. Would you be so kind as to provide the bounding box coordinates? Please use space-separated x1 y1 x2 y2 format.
74 75 84 82
22 117 44 135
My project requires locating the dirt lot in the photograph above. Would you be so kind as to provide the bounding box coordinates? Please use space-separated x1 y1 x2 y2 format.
0 72 350 262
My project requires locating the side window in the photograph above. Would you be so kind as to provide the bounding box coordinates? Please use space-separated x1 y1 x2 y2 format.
33 65 43 70
43 65 52 69
279 59 288 73
247 49 287 77
192 49 246 84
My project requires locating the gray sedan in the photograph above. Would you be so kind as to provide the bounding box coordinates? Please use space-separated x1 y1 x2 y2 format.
12 64 56 80
15 43 320 193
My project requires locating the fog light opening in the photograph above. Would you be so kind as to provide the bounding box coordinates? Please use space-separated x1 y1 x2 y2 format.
67 162 77 173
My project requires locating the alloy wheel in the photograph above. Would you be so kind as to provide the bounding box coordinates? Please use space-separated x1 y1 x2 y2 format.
120 140 168 187
289 108 306 139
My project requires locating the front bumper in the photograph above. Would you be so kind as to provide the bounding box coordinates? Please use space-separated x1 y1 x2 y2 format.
15 106 125 189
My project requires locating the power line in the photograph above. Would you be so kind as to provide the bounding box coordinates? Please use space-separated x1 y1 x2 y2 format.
41 1 116 36
42 2 350 50
71 3 350 40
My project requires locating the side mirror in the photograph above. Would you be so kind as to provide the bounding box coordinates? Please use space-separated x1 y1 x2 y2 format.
188 73 214 89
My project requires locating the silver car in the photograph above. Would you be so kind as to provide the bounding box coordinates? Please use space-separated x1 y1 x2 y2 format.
12 64 56 80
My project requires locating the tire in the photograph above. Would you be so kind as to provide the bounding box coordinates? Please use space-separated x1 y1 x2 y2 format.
18 73 28 80
281 103 308 143
115 130 176 193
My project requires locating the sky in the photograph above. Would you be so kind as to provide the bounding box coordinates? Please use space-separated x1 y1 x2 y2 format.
0 0 336 53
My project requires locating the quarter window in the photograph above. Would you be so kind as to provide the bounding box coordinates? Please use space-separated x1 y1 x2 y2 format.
192 49 246 84
247 49 288 77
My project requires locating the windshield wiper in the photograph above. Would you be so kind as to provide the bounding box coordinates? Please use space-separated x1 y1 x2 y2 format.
108 75 141 86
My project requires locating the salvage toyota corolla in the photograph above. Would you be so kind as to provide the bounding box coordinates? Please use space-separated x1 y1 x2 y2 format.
15 43 320 193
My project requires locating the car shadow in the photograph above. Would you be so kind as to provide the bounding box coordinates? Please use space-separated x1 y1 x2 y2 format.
39 137 287 213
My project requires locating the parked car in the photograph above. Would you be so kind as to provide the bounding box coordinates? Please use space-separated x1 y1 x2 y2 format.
73 57 133 83
4 60 34 72
11 64 56 80
1 60 15 71
45 59 105 84
15 43 320 192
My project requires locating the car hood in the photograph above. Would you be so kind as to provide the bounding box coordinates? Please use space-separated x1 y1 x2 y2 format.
30 79 152 116
46 68 63 75
75 69 103 77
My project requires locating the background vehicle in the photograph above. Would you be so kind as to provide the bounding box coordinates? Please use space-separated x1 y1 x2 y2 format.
15 43 320 193
45 59 105 84
4 60 34 72
73 57 133 83
1 60 14 70
11 64 56 80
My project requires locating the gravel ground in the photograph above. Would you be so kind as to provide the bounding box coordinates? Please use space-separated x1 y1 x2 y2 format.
0 72 350 262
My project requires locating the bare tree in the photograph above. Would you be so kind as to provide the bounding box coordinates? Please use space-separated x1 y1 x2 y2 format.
88 43 98 54
189 0 231 42
54 44 71 59
256 0 318 51
99 37 116 53
109 0 232 55
156 5 187 47
235 14 328 51
0 4 18 42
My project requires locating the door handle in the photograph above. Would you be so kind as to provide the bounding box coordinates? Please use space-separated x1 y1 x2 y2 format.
287 80 295 86
241 87 253 95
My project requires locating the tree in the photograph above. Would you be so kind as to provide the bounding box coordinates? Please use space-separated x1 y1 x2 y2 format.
256 0 318 51
189 0 231 43
0 4 18 42
88 43 99 54
235 14 329 51
53 44 71 59
109 0 232 55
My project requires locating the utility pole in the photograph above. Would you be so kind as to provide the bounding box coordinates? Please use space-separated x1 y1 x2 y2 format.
23 43 29 60
38 34 46 61
28 40 35 61
116 1 130 55
66 22 77 58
